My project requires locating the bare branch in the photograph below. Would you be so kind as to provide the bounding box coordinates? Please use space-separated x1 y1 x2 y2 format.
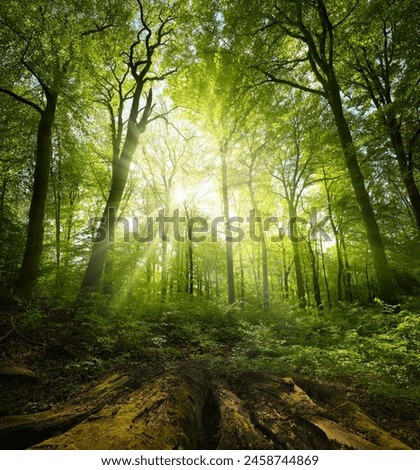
0 87 43 114
144 68 178 83
255 67 327 97
137 89 154 131
81 22 114 37
20 41 50 94
332 0 360 29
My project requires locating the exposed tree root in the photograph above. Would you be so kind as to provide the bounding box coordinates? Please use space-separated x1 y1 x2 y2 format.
0 363 413 450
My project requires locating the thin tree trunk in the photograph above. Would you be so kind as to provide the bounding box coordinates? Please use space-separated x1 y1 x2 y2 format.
238 242 245 305
322 173 344 302
288 204 306 308
51 151 62 281
319 235 332 309
339 232 353 302
187 224 194 295
248 158 269 309
221 145 235 304
307 238 323 310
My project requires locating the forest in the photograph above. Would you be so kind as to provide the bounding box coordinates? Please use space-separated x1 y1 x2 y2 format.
0 0 419 451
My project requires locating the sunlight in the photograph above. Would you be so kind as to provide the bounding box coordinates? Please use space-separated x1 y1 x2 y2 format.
173 187 188 205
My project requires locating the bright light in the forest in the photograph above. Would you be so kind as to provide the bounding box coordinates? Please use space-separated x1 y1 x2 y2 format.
172 176 221 216
173 187 188 204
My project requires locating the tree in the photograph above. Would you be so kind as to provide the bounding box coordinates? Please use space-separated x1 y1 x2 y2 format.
0 0 121 296
347 0 420 233
78 1 176 297
221 0 396 302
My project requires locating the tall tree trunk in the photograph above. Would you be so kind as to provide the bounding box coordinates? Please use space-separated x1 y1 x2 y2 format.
326 82 395 302
340 233 353 302
388 123 420 233
79 89 153 297
51 150 62 284
238 242 245 305
307 238 323 310
14 93 58 296
161 237 168 302
187 224 194 295
266 0 395 303
322 172 344 302
281 242 290 299
288 204 306 308
248 159 269 310
319 235 331 309
221 145 235 304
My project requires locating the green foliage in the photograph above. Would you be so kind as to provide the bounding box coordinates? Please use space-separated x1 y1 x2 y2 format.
1 0 419 415
12 291 419 406
229 301 420 400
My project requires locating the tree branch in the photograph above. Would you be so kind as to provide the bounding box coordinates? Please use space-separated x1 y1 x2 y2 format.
136 89 154 131
0 87 43 113
144 67 178 83
255 67 327 97
81 23 114 37
332 0 360 29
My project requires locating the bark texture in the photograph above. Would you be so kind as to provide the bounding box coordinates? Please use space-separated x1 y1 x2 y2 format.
0 364 411 450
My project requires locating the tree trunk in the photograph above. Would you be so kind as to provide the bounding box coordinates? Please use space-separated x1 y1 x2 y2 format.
14 94 58 297
288 204 306 308
221 145 235 304
161 237 169 301
32 365 209 450
238 242 245 305
0 374 129 450
186 220 194 295
307 238 323 310
327 82 395 303
388 124 420 233
248 159 269 309
79 90 151 297
319 235 332 309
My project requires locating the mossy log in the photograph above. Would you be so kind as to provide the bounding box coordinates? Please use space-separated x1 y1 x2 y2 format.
213 383 275 450
1 365 412 450
0 365 38 380
232 372 411 450
0 373 129 450
32 364 209 450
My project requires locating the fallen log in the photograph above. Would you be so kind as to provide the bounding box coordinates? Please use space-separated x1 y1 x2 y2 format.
292 376 412 450
5 365 411 450
32 363 209 450
233 372 411 450
0 365 38 380
213 383 275 450
0 373 129 450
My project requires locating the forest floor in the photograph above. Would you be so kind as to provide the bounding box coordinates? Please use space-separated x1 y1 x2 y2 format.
0 299 419 450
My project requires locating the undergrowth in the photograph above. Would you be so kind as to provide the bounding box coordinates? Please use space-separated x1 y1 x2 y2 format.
18 295 420 401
